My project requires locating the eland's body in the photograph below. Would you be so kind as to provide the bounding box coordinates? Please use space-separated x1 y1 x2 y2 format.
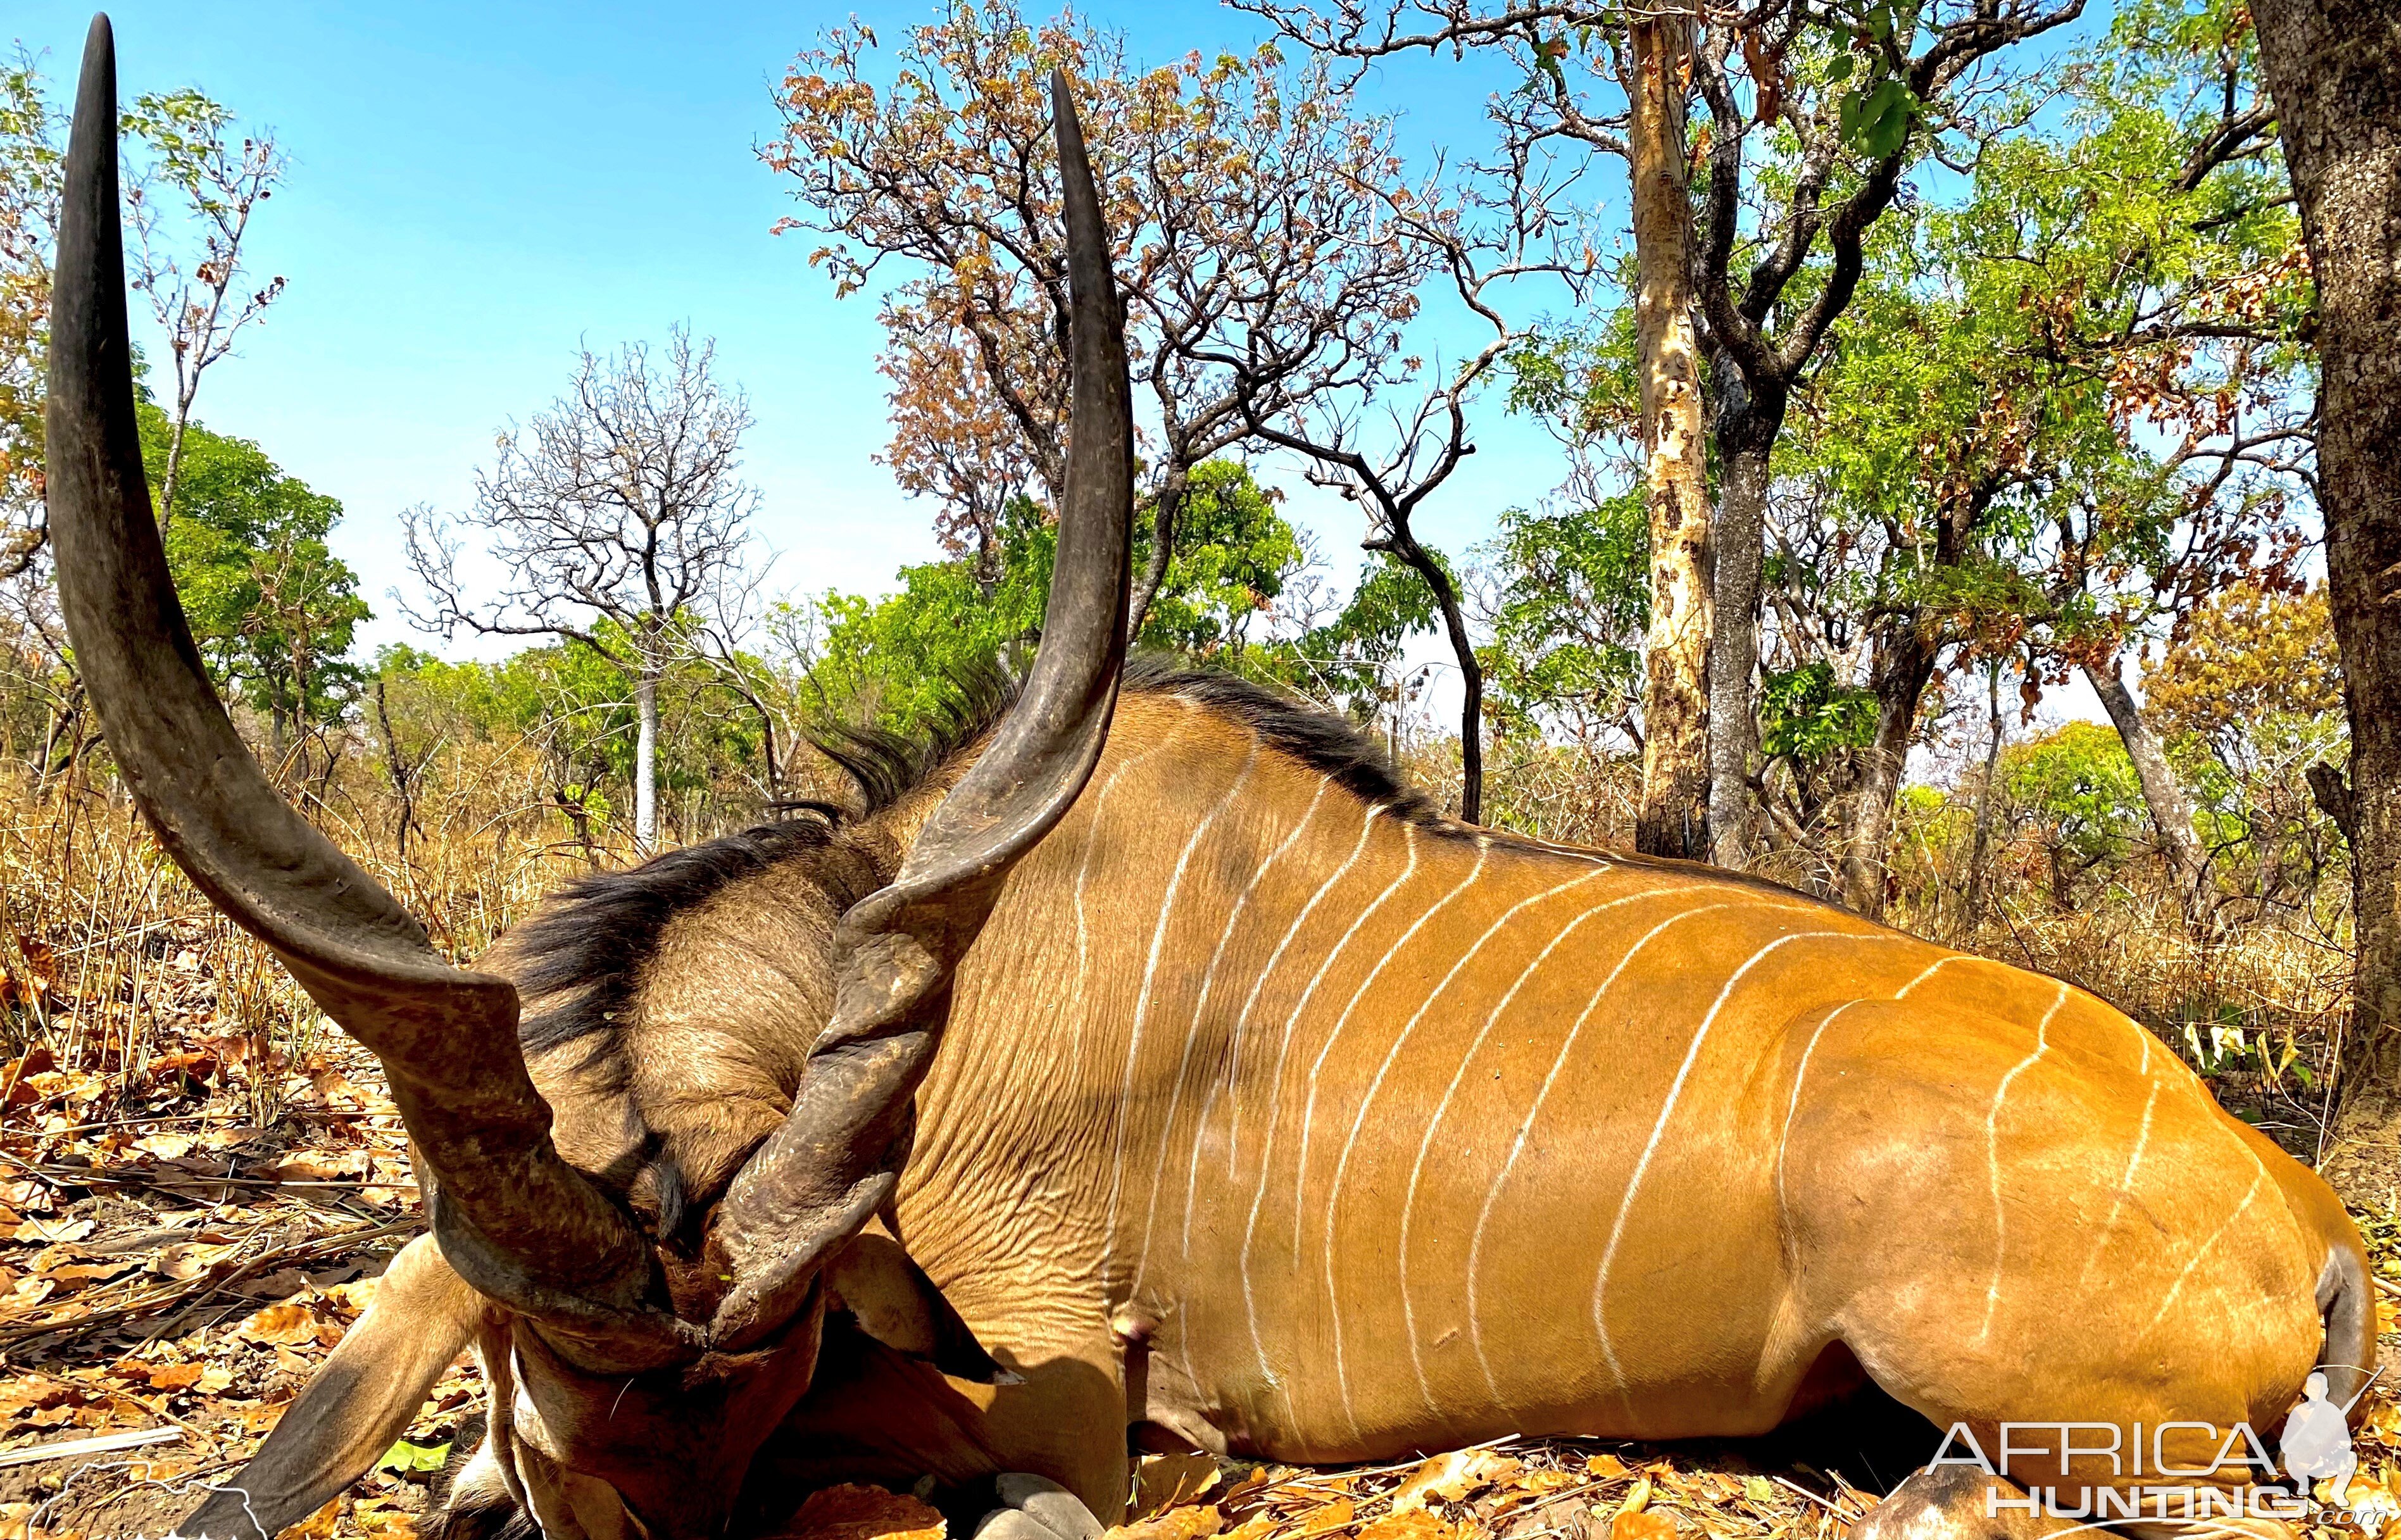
534 672 2371 1523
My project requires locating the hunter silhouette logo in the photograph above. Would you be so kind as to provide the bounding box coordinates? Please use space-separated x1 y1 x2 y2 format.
2283 1370 2363 1489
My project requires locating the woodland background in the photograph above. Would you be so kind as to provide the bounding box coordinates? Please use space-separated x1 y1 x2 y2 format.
0 0 2394 1534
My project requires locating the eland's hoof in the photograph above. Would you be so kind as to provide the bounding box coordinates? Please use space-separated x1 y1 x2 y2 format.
977 1474 1105 1540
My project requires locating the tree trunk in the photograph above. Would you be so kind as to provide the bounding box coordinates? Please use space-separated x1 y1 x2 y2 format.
1624 8 1712 861
2254 0 2401 1199
1840 620 1938 919
1707 398 1773 868
2084 661 2215 936
634 669 661 853
1129 470 1183 642
156 410 191 532
1961 665 2006 934
1379 537 1486 824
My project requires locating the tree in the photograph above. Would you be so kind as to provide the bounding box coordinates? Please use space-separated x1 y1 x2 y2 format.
2147 582 2347 922
1 50 279 561
1 47 60 583
143 403 367 758
769 0 1588 822
1692 0 2312 920
404 327 761 852
2251 0 2401 1189
1235 171 1591 824
120 86 285 530
2003 722 2150 910
1476 491 1648 749
796 460 1313 737
768 2 1438 639
1691 1 2084 870
1236 0 1712 853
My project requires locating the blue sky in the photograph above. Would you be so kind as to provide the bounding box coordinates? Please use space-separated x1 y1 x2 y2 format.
11 0 1585 677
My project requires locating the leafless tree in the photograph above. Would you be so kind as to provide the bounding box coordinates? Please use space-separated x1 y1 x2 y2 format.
403 327 760 851
1236 151 1596 823
121 87 286 530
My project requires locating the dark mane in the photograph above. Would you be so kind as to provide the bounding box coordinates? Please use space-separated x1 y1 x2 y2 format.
508 658 1446 1070
513 818 839 1065
1119 658 1448 825
806 654 1446 824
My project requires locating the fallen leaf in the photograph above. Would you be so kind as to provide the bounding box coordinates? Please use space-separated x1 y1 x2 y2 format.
237 1302 322 1346
12 1217 92 1245
134 1132 197 1159
1584 1455 1630 1481
1106 1508 1223 1540
1612 1512 1676 1540
1134 1451 1223 1519
378 1437 452 1474
286 1494 344 1539
144 1362 207 1390
235 1267 313 1299
1355 1512 1454 1540
1393 1449 1519 1512
151 1241 232 1281
1293 1496 1355 1534
768 1482 946 1540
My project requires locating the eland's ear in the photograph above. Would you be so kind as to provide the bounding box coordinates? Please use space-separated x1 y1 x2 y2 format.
182 1236 492 1539
827 1226 1016 1386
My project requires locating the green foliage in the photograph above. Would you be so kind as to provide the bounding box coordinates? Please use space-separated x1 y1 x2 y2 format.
2003 721 2148 877
806 460 1310 736
798 494 1055 735
143 402 368 740
1477 493 1647 739
377 622 766 832
1277 552 1449 726
1758 661 1879 763
1139 461 1306 659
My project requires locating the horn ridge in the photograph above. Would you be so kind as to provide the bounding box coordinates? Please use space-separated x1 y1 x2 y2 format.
43 15 679 1365
707 70 1133 1349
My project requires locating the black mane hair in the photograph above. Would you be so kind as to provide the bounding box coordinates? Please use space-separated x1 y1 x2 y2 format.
507 658 1445 1070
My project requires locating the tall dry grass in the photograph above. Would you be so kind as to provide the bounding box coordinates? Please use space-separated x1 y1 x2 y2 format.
0 722 2360 1164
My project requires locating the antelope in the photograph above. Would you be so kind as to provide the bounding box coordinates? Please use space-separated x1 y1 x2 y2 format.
46 17 2374 1540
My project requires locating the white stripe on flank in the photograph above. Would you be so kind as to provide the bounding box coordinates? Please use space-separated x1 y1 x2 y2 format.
1891 952 2007 997
2144 1168 2264 1336
1466 898 1737 1406
1235 807 1398 1395
1172 780 1334 1266
1223 804 1387 1179
2078 1079 2160 1289
1388 871 1624 1420
1295 832 1472 1430
1066 713 1191 1085
1774 955 1963 1256
1973 981 2069 1346
1589 930 1903 1408
1290 840 1488 1253
1101 734 1260 1289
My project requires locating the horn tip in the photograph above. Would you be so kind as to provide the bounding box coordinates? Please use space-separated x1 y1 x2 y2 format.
77 14 116 108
